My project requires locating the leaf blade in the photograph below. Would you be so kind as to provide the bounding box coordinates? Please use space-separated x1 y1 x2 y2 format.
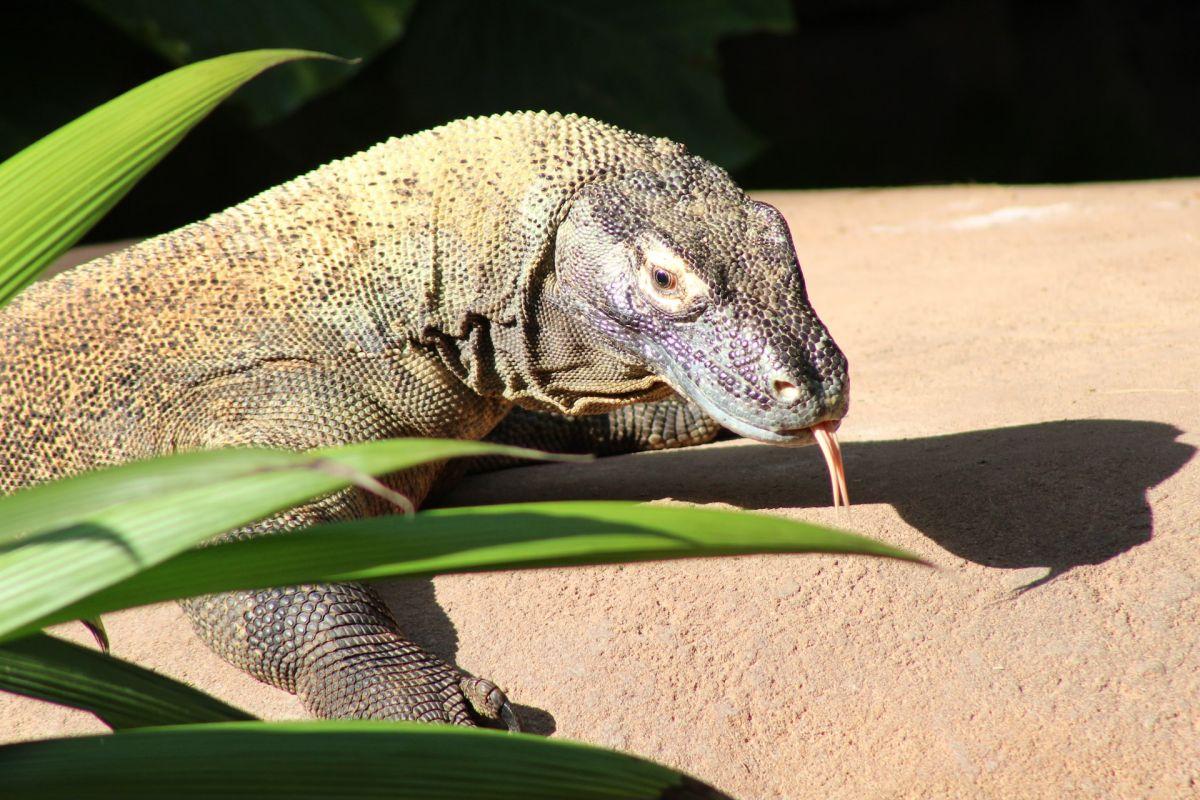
0 634 253 730
0 49 342 305
27 500 924 635
0 721 727 799
0 439 570 642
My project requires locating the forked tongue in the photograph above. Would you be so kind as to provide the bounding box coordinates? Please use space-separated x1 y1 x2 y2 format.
810 421 849 508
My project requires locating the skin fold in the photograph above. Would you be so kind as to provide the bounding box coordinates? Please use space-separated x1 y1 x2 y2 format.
0 112 847 730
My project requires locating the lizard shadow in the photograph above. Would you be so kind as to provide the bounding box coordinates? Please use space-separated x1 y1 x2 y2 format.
431 418 1194 587
383 419 1188 729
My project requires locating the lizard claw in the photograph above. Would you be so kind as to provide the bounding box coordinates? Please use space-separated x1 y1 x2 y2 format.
499 700 521 733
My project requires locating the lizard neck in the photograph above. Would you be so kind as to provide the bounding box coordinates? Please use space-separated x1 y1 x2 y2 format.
310 113 672 415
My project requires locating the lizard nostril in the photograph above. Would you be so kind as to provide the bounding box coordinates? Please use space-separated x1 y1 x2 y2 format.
770 375 801 405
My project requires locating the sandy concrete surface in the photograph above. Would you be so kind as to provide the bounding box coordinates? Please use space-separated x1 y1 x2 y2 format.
4 180 1198 799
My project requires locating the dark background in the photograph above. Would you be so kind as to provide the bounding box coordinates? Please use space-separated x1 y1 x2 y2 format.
3 0 1196 242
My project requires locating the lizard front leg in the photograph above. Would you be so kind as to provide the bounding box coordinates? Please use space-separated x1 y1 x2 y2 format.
460 396 724 476
167 367 518 729
180 508 514 728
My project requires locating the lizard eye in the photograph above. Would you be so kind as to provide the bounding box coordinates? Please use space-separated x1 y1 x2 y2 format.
651 267 677 293
637 243 704 314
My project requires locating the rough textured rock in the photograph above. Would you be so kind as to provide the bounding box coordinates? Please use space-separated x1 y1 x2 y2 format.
4 179 1197 799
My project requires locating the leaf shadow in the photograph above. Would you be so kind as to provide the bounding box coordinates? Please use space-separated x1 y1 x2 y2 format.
0 522 142 561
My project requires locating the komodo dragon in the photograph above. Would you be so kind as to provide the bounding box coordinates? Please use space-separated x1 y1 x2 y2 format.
0 112 849 731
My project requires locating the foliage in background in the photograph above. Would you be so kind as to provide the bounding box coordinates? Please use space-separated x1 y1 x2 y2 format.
1 0 799 244
1 0 788 167
85 0 416 124
87 0 790 167
383 0 791 169
4 0 1198 249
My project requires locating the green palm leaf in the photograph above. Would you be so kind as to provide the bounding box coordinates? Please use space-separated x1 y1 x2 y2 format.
0 721 731 799
16 499 921 640
0 49 341 306
0 439 572 642
0 634 253 729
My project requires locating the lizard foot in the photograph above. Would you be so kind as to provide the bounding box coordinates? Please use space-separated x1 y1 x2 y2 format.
300 656 521 729
461 675 522 732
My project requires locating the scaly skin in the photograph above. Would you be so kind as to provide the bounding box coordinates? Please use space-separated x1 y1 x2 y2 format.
0 112 847 736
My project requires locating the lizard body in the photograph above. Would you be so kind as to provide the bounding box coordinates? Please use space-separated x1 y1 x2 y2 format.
0 112 847 730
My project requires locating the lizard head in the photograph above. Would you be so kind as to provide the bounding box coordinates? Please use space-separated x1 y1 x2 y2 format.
553 168 849 448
